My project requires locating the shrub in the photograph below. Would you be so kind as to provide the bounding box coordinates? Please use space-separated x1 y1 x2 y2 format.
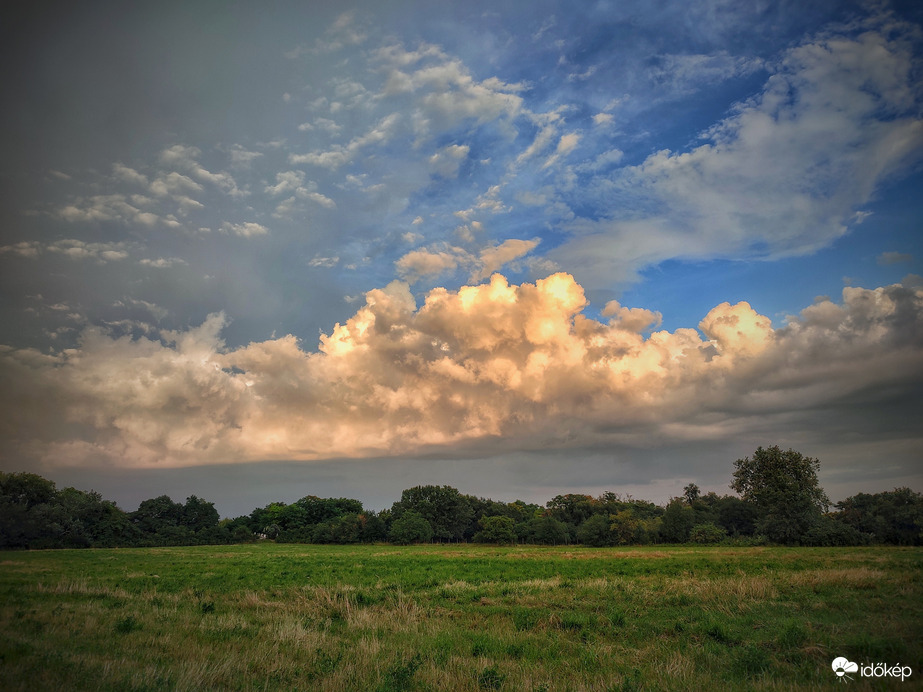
389 511 434 545
802 516 867 546
689 522 727 544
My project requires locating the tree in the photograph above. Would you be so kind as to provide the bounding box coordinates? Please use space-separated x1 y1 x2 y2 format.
474 515 517 544
660 498 695 543
731 446 829 544
391 486 473 542
834 488 923 545
683 483 701 505
132 495 185 535
577 514 614 546
182 495 220 533
522 516 569 545
389 510 433 545
714 495 758 536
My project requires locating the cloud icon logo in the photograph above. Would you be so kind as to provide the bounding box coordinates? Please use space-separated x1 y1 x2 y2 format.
832 657 859 680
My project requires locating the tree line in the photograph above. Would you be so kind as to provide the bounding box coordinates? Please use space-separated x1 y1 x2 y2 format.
2 447 921 549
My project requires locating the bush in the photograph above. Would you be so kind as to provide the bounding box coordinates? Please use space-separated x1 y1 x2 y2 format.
389 511 434 545
473 515 517 544
802 516 868 546
689 522 727 544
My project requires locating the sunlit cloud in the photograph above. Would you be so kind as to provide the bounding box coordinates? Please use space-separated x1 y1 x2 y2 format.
1 273 919 470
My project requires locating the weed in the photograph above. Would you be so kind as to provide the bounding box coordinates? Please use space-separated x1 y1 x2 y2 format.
377 654 422 691
114 614 141 634
477 665 506 690
733 643 772 677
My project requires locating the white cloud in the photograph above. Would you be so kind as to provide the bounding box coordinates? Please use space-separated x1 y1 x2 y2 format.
647 51 764 95
289 113 402 169
429 144 470 178
1 274 919 469
139 257 187 269
396 246 468 281
542 132 580 169
221 221 269 237
470 238 541 282
112 163 149 187
552 21 923 286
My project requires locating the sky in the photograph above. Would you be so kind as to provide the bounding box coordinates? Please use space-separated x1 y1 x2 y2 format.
1 0 922 518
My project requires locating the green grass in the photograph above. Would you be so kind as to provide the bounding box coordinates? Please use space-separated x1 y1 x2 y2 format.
0 544 920 690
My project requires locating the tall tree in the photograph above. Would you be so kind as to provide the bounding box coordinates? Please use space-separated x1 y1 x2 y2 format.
731 446 829 544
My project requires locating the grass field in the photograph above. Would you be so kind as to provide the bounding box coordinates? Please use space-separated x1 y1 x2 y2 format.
1 544 920 691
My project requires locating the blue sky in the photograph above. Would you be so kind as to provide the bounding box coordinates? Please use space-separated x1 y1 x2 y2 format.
1 0 921 516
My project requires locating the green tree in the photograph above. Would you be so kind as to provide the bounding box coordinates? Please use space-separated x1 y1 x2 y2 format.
388 510 433 545
577 514 613 546
359 511 388 542
834 488 923 545
132 495 185 535
391 485 473 542
660 498 695 543
714 495 758 536
182 495 220 533
731 446 829 544
473 515 517 544
521 516 569 545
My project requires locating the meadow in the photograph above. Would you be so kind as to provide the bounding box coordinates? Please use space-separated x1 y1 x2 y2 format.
0 544 920 691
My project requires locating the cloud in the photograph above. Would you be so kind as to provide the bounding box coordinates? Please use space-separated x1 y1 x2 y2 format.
878 251 913 265
221 221 269 237
646 51 764 95
396 237 539 283
395 245 467 281
471 238 541 282
159 145 243 197
2 239 130 262
542 132 580 169
265 171 335 215
289 113 402 169
1 273 920 470
429 144 470 178
551 19 923 286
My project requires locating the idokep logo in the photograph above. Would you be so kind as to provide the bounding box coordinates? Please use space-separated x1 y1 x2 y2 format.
832 657 913 683
832 657 858 682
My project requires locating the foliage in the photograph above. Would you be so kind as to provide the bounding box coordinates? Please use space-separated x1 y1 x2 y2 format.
731 445 829 544
577 514 613 546
389 510 434 545
834 487 923 545
3 448 915 550
473 515 517 544
391 485 473 542
802 516 868 546
520 516 569 545
689 522 727 544
660 498 694 543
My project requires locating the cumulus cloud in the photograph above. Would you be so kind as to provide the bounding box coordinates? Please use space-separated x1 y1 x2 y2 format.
1 273 920 469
